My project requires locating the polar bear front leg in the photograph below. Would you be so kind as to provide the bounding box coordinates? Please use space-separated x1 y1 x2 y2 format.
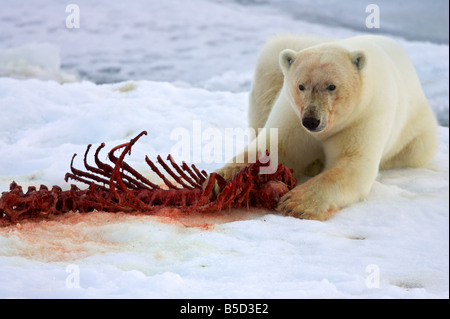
277 152 379 221
215 161 249 181
208 145 254 195
210 129 274 194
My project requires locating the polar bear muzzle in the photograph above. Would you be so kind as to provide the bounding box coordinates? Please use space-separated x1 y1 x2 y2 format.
301 105 328 132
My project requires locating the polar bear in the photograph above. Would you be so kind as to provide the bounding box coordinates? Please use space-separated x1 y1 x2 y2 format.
214 34 438 221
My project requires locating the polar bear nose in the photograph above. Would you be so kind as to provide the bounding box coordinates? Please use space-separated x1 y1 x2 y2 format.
302 117 321 131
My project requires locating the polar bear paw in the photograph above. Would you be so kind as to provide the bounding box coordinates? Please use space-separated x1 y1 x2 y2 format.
277 185 338 221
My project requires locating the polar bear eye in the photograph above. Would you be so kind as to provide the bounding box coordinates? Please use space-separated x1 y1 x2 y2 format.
299 84 305 91
328 84 336 91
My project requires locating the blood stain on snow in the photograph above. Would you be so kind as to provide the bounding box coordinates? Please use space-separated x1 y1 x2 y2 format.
0 208 271 263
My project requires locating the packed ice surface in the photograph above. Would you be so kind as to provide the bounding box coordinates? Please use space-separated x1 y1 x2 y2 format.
0 0 448 298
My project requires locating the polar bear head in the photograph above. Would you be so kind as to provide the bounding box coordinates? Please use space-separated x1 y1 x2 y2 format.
280 45 366 134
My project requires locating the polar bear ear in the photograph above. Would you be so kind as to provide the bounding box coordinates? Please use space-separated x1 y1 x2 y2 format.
350 51 366 70
280 49 298 74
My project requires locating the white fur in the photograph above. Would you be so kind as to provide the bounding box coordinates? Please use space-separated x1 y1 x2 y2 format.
216 34 438 220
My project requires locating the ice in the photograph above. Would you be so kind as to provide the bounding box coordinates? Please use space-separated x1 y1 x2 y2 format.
0 0 448 299
0 43 77 83
1 0 447 125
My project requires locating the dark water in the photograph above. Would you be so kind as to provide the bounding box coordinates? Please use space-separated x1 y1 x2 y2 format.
239 0 449 44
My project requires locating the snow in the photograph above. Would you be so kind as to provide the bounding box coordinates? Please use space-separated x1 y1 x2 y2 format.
0 0 448 299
